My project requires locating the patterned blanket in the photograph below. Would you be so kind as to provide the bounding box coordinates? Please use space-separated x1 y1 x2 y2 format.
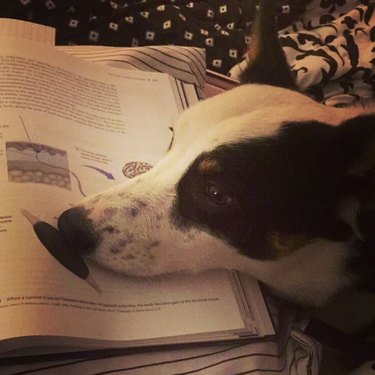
2 0 374 105
275 0 374 106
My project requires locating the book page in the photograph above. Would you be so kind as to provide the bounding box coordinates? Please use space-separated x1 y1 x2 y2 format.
0 36 268 350
0 19 55 46
0 268 250 351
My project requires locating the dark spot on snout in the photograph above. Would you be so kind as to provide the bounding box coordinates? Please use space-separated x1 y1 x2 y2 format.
145 240 160 250
126 199 147 217
118 234 134 248
102 225 120 234
58 206 100 255
130 208 139 217
110 246 120 254
103 207 118 220
122 254 136 260
135 199 147 208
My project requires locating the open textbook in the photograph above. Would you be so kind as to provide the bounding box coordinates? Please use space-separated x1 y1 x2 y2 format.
0 19 274 360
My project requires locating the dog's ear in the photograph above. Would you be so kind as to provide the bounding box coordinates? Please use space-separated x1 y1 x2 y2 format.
239 0 295 89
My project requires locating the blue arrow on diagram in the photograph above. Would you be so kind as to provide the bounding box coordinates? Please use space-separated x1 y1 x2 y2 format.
83 165 115 180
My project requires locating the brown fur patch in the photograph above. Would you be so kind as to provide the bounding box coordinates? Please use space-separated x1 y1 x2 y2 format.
268 232 311 258
198 158 221 174
246 32 260 62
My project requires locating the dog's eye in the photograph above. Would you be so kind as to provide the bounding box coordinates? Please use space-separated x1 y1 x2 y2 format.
204 183 233 206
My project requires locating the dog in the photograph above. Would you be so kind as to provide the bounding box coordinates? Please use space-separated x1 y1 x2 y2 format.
57 0 374 372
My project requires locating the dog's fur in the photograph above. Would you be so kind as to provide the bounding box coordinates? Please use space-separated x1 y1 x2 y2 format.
57 1 375 367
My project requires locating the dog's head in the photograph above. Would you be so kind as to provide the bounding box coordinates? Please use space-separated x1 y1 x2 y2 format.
58 82 375 304
58 0 375 305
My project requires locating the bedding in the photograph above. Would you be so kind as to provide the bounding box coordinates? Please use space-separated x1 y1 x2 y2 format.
1 0 374 106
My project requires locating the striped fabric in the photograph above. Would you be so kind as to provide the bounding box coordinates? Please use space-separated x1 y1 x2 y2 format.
58 45 207 99
1 331 320 374
1 311 320 375
0 299 320 375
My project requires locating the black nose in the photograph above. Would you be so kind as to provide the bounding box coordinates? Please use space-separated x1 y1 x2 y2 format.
58 207 99 255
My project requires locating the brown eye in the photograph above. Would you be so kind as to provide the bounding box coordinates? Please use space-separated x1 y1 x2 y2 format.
204 184 233 206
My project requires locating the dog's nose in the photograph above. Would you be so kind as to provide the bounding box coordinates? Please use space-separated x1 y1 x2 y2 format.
58 207 98 255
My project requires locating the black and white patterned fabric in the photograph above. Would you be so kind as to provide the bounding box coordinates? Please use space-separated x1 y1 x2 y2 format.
230 0 375 106
2 0 373 105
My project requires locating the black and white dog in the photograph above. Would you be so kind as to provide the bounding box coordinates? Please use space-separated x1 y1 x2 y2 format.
58 0 374 371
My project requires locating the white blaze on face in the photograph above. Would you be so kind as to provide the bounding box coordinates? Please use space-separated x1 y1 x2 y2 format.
79 166 240 276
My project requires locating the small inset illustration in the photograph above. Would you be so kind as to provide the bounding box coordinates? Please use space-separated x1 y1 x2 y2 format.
122 161 153 178
6 142 71 190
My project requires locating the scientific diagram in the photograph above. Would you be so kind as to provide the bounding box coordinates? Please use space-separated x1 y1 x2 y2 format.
122 161 153 178
6 142 72 190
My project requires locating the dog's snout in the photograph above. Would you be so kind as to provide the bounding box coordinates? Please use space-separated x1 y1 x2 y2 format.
58 207 98 255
